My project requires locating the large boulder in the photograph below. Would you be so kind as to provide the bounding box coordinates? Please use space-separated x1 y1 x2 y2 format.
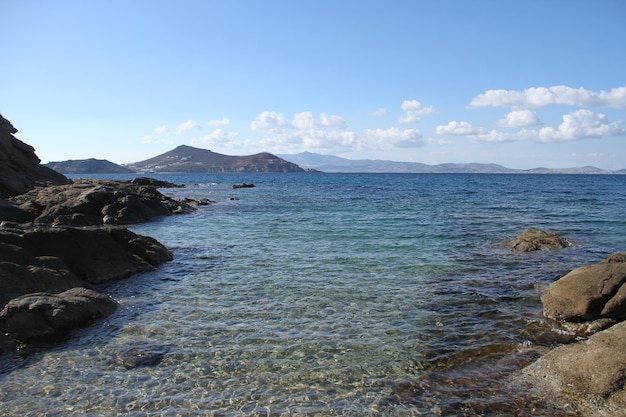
0 287 118 342
519 320 626 416
0 114 70 198
541 252 626 323
508 228 570 252
0 225 173 288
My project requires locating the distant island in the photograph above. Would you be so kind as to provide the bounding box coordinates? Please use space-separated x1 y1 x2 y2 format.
278 151 626 174
44 147 625 175
45 158 135 174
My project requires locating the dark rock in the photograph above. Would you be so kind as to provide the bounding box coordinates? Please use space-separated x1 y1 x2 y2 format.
0 114 71 198
508 228 570 252
130 177 184 188
232 183 255 189
115 343 170 369
0 287 118 343
541 252 626 324
0 225 173 312
8 178 195 226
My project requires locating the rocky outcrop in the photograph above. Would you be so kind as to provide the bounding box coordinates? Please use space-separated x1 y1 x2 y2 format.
8 178 196 226
518 252 626 415
0 224 173 307
520 321 626 416
542 252 626 325
508 228 570 252
0 114 70 198
0 288 118 342
0 116 190 346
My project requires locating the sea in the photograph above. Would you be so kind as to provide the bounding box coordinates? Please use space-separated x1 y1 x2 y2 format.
1 173 625 416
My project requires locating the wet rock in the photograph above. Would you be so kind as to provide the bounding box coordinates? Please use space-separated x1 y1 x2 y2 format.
508 228 570 252
115 343 170 369
0 288 118 343
541 252 626 324
232 183 255 189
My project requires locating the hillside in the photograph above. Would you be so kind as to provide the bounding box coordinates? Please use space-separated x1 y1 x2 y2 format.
126 145 306 173
45 158 135 174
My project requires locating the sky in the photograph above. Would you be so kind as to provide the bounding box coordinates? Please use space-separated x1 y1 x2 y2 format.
1 0 625 170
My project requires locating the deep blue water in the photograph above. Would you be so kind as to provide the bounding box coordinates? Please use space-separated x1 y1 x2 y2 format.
1 173 625 416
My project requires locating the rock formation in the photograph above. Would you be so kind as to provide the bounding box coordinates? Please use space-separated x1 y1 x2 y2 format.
0 115 195 345
508 228 570 252
0 288 119 342
518 252 626 414
542 252 626 325
520 321 626 415
0 114 70 198
8 178 196 226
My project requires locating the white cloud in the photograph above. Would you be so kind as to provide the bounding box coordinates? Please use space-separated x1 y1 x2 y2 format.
176 119 201 133
398 100 435 123
190 128 239 147
364 127 424 147
250 111 291 134
498 110 542 128
154 125 169 134
369 108 388 117
319 112 347 129
208 117 229 127
535 109 624 142
469 85 626 109
436 121 483 136
438 110 624 144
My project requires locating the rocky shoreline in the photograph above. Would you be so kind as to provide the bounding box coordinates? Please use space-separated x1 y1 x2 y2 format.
1 114 625 414
0 114 207 346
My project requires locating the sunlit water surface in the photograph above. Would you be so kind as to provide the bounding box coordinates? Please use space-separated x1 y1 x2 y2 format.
1 173 625 416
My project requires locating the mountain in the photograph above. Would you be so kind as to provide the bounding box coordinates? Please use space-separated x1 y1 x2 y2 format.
126 145 307 173
45 158 135 174
279 152 517 173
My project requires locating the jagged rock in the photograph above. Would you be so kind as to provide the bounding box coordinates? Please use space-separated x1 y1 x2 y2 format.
0 287 118 343
0 114 70 198
508 228 570 252
8 178 195 226
519 321 626 416
541 252 626 324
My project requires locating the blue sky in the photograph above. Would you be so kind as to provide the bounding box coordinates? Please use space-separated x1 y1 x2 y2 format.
2 0 625 169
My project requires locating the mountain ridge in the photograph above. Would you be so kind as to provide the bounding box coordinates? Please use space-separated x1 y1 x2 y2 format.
279 152 623 174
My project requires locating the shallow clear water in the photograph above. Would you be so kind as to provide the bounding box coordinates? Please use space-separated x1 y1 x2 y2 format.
1 173 625 416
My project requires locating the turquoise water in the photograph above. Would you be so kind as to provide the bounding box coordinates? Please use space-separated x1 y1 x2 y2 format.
1 173 625 416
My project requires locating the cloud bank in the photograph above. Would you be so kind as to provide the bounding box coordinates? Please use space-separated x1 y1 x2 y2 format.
469 85 626 109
